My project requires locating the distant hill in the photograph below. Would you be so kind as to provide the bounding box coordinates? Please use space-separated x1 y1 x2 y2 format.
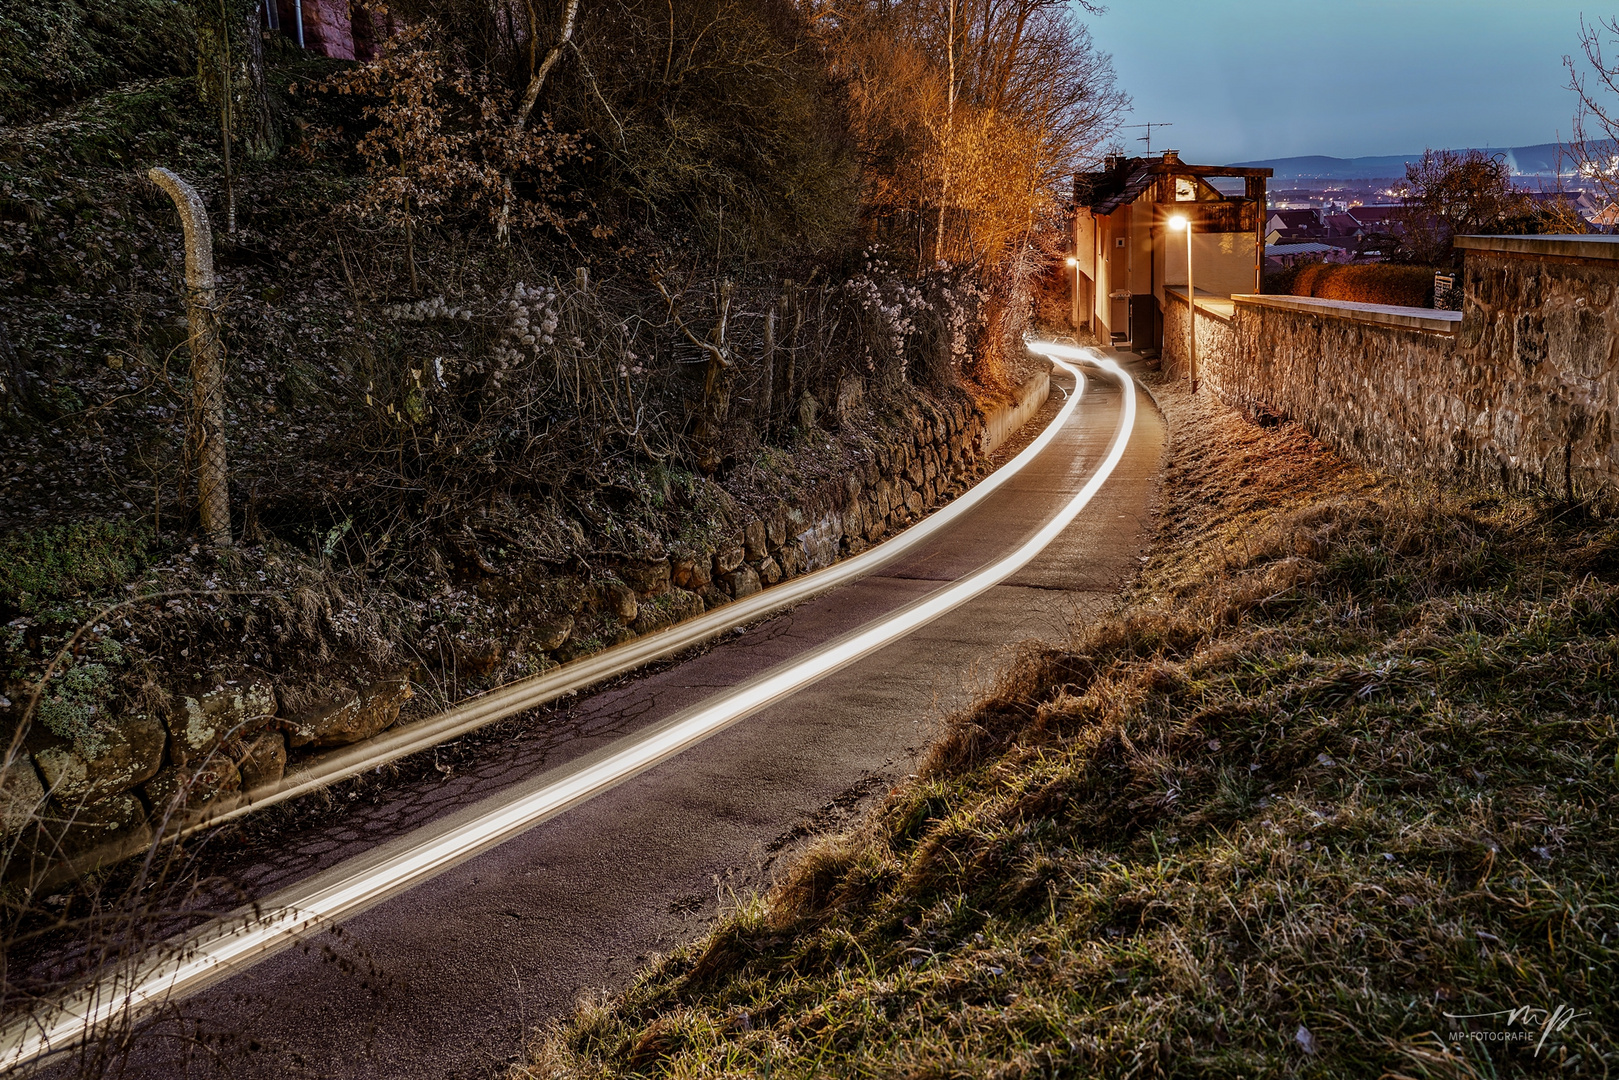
1228 142 1606 181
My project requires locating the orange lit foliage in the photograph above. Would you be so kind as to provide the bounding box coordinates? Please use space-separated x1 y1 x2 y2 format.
1292 264 1437 308
813 0 1125 269
809 0 1123 390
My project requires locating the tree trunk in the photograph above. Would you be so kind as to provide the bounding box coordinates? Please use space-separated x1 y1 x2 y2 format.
237 1 278 158
499 0 581 239
197 0 279 162
404 198 419 296
760 305 776 440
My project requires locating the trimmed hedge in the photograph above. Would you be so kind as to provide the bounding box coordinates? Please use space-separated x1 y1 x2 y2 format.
1290 263 1437 308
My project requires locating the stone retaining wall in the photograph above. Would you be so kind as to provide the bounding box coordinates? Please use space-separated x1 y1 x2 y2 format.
3 373 1051 880
1161 236 1619 502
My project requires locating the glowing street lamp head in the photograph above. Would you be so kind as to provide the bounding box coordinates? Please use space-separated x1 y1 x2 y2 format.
1167 213 1189 232
1064 256 1078 266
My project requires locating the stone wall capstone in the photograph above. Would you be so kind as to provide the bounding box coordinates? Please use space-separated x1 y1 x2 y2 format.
1160 236 1619 503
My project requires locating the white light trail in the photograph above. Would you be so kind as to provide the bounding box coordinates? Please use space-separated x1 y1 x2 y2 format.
183 357 1086 837
0 347 1133 1073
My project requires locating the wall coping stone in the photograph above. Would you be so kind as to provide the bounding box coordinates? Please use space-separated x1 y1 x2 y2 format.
1164 286 1235 321
1455 234 1619 261
1230 292 1460 334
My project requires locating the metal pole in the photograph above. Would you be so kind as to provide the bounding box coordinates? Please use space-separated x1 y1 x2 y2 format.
1072 259 1080 329
1188 221 1198 392
294 0 304 47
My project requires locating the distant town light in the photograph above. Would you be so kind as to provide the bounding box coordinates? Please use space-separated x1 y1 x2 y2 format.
1168 213 1189 232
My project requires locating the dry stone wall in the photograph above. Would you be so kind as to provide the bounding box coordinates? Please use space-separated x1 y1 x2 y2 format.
5 380 1051 879
1161 237 1619 503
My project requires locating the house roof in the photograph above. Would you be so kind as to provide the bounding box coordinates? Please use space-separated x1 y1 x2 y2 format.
1075 151 1272 213
1590 202 1619 226
1325 213 1362 234
1267 209 1319 228
1266 242 1340 257
1348 204 1400 226
1080 163 1159 214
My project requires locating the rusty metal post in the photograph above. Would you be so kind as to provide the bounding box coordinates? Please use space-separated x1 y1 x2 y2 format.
149 167 231 546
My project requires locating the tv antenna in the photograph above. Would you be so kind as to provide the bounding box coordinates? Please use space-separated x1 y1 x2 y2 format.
1122 122 1174 154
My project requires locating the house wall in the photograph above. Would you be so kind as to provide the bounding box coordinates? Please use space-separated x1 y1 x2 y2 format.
1162 231 1260 299
1160 236 1619 501
275 0 392 60
1075 212 1096 329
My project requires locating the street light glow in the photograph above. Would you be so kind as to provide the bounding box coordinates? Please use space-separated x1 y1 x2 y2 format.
1065 256 1078 266
1167 213 1189 231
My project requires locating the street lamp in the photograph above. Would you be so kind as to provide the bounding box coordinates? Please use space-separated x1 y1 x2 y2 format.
1168 212 1196 391
1065 255 1080 329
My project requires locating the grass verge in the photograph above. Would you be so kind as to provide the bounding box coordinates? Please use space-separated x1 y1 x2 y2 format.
515 377 1619 1078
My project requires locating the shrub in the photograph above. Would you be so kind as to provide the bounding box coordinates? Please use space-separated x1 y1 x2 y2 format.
1260 264 1300 296
1291 263 1436 308
0 519 150 616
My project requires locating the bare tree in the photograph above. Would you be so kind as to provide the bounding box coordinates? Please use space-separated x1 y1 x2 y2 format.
499 0 581 239
1567 16 1619 206
812 0 1125 268
1391 149 1530 267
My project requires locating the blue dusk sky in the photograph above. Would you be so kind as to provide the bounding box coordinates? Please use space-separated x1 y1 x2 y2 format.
1087 0 1597 163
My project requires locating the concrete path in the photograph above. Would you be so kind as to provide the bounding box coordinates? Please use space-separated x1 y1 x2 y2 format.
44 355 1166 1079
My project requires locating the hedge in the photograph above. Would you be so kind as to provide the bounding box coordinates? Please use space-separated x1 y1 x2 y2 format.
1289 263 1437 308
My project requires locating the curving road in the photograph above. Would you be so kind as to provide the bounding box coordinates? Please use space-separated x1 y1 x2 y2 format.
22 347 1165 1079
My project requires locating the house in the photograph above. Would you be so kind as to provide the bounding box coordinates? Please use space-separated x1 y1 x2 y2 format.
1264 209 1322 240
1346 204 1400 232
1266 241 1347 268
266 0 395 60
1070 150 1271 352
1323 212 1363 238
1588 202 1619 231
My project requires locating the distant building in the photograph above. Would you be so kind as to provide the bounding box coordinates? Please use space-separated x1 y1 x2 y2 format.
267 0 396 60
1070 150 1271 352
1323 212 1363 237
1346 204 1401 232
1264 209 1322 240
1266 242 1349 269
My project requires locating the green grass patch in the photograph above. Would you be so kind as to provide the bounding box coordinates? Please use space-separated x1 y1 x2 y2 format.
0 518 150 616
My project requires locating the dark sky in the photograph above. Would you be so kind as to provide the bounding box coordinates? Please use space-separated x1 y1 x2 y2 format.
1088 0 1594 163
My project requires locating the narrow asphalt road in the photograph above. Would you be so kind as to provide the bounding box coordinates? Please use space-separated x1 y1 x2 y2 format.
45 353 1166 1079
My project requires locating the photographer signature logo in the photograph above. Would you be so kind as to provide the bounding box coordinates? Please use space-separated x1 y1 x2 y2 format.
1444 1003 1589 1055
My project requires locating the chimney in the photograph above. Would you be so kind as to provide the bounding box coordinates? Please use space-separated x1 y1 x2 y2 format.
1103 153 1125 172
1162 149 1181 164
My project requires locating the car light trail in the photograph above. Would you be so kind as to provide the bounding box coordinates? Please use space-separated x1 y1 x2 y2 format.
179 353 1089 838
0 346 1132 1073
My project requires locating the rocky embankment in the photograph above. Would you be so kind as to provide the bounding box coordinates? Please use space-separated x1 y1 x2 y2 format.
4 389 1013 881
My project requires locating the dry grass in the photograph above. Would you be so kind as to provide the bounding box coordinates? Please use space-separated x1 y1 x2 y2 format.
513 378 1619 1078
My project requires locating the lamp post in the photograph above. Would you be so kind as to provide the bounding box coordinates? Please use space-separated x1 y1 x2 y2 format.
1065 255 1080 329
1168 212 1196 391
